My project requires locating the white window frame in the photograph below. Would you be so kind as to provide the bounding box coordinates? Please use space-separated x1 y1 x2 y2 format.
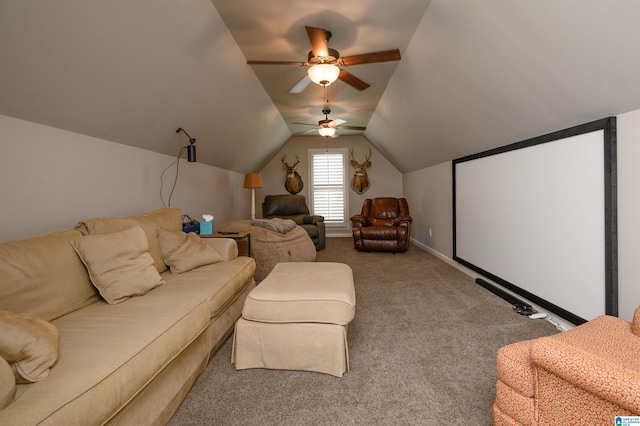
308 148 349 233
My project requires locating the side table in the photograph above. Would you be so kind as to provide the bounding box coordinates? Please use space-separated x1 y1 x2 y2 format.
200 231 251 257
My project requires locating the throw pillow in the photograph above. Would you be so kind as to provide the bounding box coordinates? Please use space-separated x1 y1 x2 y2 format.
70 226 164 304
0 311 59 384
0 356 14 408
157 228 223 274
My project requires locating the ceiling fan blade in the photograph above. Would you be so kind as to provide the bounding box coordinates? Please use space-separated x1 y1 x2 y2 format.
338 69 370 91
297 129 318 135
332 119 346 126
288 74 312 93
338 125 367 131
247 60 307 66
305 26 329 57
339 49 401 66
292 122 319 126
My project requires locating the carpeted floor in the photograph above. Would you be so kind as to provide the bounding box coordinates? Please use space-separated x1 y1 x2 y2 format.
168 238 558 425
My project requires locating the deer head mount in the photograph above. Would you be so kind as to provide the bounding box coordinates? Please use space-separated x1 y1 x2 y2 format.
350 148 372 194
282 154 304 194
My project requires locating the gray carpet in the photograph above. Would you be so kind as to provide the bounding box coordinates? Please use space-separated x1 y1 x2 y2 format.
168 238 558 425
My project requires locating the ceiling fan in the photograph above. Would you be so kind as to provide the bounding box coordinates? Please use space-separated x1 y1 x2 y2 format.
247 26 401 93
294 105 366 138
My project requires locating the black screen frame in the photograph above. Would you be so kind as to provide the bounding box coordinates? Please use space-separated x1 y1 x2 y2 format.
452 117 617 325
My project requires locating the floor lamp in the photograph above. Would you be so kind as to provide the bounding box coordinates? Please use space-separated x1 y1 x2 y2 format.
243 173 263 219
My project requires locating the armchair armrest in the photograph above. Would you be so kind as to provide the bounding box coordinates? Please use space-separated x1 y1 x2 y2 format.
201 238 238 261
303 215 324 225
531 334 640 413
395 215 413 226
350 214 367 228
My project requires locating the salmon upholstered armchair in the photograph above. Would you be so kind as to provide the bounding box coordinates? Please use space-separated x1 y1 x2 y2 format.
350 197 412 253
493 306 640 425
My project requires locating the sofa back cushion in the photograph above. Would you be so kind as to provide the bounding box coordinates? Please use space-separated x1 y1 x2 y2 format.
0 230 99 321
75 208 182 274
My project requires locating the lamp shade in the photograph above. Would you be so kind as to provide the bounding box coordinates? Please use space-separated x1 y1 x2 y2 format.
318 126 336 137
307 64 340 86
243 173 263 189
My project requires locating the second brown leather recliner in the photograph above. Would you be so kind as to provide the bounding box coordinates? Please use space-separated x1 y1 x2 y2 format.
350 197 412 253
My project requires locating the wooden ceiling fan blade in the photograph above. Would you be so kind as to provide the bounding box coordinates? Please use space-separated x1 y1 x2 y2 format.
288 74 311 93
339 49 401 66
338 69 370 91
305 26 329 57
247 60 307 66
339 125 367 131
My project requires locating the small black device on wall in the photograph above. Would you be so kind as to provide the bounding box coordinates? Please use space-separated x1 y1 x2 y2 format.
176 127 197 162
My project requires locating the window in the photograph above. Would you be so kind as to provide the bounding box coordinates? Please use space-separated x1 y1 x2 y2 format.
309 148 349 231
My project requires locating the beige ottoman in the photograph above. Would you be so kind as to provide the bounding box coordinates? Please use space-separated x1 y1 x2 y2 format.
231 262 355 377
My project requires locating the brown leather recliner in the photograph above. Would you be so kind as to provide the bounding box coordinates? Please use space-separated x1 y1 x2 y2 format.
262 194 326 250
350 197 412 253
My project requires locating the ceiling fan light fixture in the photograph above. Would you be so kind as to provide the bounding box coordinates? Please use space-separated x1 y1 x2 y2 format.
318 126 336 137
307 64 340 86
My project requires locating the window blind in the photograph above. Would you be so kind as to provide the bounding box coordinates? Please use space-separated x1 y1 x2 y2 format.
310 150 347 227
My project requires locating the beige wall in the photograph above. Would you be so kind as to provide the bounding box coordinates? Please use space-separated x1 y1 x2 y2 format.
254 135 403 234
405 109 640 322
0 115 248 241
4 110 637 321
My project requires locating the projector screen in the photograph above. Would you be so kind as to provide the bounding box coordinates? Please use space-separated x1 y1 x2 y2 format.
453 118 617 324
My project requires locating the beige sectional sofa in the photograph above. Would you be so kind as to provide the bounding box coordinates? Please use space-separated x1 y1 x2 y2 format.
0 208 256 425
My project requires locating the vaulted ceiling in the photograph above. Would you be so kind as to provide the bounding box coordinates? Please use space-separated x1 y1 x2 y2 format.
1 1 640 174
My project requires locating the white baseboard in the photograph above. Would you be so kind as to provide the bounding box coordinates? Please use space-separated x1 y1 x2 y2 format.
410 238 573 331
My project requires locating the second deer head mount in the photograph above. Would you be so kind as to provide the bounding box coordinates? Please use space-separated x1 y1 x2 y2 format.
350 148 372 194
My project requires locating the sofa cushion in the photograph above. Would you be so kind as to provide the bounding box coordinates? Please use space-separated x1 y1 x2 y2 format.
71 226 164 304
162 256 256 319
0 293 210 425
0 357 14 409
157 228 223 274
75 208 182 274
0 311 59 384
0 230 99 322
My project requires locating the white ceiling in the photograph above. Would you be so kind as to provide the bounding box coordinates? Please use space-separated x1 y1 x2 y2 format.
1 1 640 173
211 0 431 139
